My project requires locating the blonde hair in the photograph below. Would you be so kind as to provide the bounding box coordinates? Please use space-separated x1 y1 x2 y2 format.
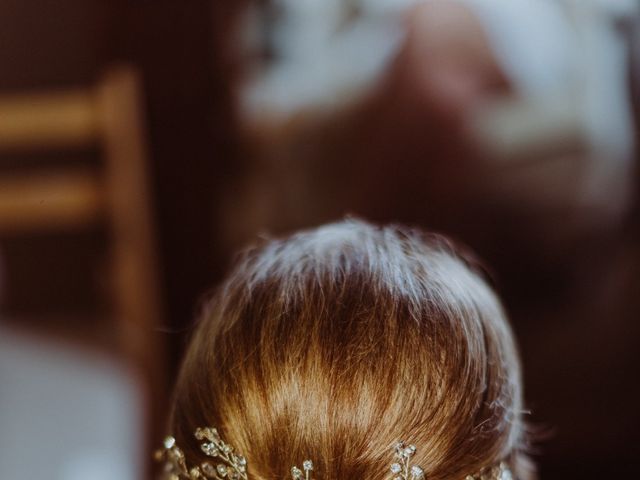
170 220 531 479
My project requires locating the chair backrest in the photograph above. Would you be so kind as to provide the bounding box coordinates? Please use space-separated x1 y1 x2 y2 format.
0 66 165 470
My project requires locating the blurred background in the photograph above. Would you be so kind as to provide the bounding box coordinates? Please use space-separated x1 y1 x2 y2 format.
0 0 638 479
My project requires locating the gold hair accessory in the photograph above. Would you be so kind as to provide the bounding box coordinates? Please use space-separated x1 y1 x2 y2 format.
155 427 514 480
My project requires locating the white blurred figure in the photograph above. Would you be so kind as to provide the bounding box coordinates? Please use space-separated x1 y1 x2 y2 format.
232 0 639 247
240 0 419 119
467 0 638 231
0 326 144 480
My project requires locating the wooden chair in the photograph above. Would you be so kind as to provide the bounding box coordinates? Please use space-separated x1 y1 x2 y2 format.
0 66 165 459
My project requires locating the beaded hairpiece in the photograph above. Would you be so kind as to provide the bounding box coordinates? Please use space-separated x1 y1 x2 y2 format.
155 427 514 480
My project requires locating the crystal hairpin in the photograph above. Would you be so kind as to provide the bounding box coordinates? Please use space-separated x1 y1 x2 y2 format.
155 427 248 480
155 427 513 480
390 441 424 480
465 462 513 480
291 460 314 480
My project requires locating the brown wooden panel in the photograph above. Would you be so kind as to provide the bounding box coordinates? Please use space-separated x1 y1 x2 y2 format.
0 90 99 151
0 170 103 233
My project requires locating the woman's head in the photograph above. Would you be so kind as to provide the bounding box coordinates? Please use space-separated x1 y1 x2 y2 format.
169 220 530 479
